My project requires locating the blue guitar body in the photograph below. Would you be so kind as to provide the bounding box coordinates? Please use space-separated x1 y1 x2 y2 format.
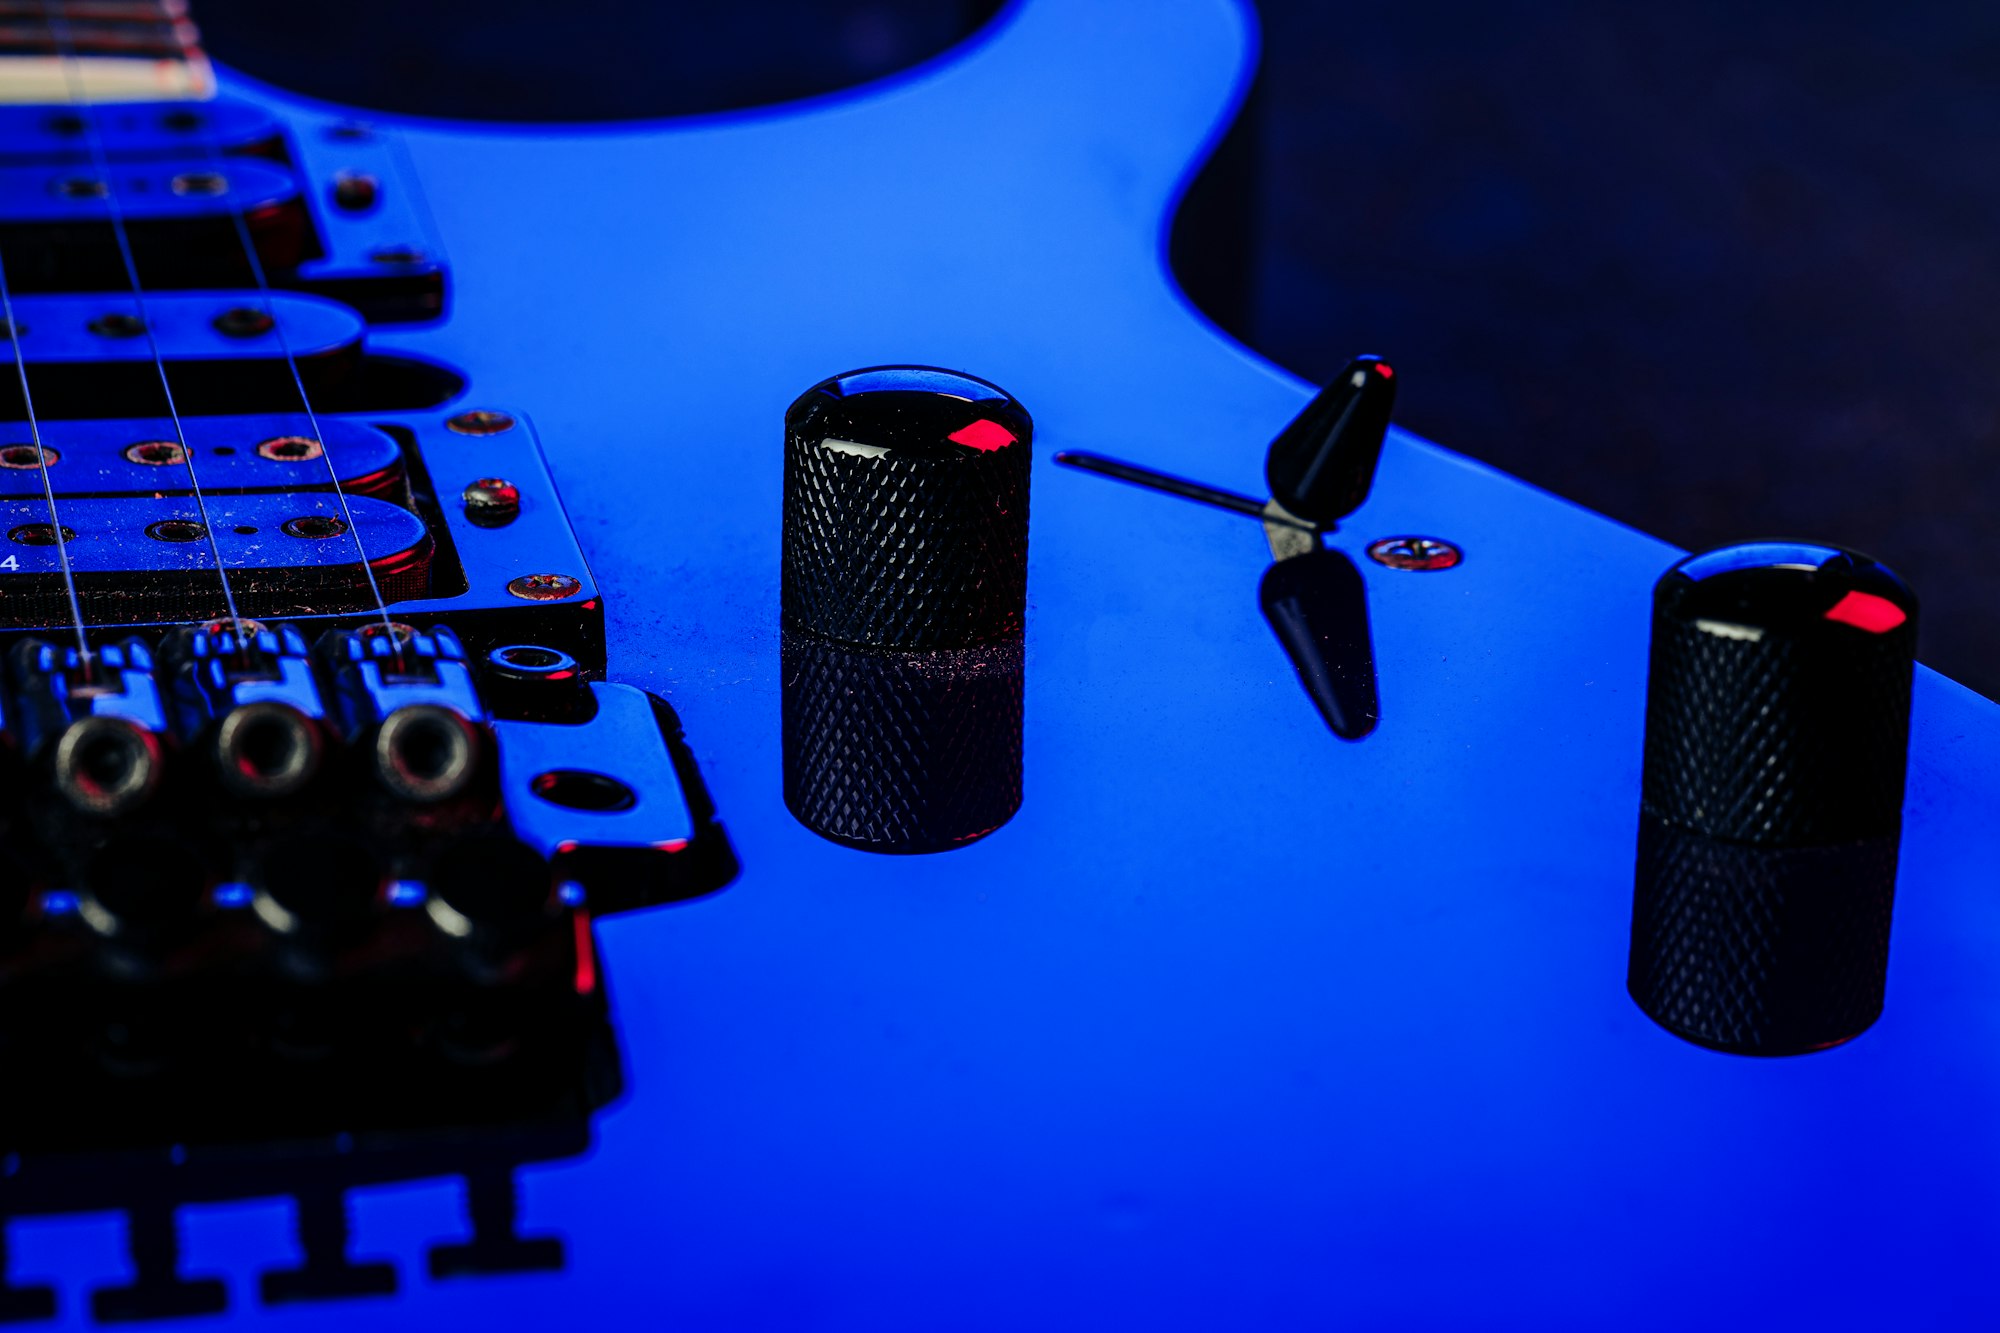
5 1 1999 1328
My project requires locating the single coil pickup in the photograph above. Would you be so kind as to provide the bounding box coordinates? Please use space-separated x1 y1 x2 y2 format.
0 414 405 499
0 157 310 291
0 493 431 626
0 98 284 165
0 290 357 361
0 289 363 417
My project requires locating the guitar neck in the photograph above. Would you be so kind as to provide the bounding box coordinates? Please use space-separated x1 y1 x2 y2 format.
0 0 212 103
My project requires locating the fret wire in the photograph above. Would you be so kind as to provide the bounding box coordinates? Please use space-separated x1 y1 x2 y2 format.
44 0 249 647
198 135 404 658
0 254 94 667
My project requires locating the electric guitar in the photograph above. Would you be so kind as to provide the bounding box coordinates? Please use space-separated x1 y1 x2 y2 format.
2 2 1995 1329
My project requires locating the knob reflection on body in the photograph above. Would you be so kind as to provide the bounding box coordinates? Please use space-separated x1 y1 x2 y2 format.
1628 543 1918 1055
780 367 1030 852
1055 354 1394 741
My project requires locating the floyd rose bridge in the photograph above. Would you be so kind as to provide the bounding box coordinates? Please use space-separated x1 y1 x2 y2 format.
0 7 734 1315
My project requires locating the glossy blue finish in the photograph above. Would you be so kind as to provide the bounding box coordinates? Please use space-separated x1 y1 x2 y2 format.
10 1 2000 1328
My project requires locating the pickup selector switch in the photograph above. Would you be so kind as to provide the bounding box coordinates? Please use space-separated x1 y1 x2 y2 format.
1627 542 1918 1055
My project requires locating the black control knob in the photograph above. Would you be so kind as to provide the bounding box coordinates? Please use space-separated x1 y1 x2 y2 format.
783 366 1032 650
1264 355 1395 526
1627 542 1918 1055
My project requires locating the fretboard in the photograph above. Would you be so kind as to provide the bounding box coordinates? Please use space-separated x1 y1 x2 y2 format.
0 0 212 104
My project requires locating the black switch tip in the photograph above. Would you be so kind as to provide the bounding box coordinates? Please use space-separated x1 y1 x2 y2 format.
1264 355 1396 526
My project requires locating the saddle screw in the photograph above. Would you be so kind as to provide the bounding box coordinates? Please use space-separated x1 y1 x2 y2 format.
213 306 275 338
462 477 521 526
1366 536 1463 572
507 573 581 602
369 244 427 265
447 410 514 436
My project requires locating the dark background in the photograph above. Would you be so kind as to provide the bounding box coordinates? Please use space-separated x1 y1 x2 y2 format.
200 0 2000 698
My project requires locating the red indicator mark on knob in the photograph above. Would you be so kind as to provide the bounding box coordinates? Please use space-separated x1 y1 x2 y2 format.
1823 590 1907 634
947 418 1017 452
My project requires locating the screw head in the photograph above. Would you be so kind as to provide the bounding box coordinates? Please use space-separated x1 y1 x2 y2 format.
213 306 275 338
282 515 349 539
447 410 515 436
145 519 207 543
0 445 56 470
1366 536 1463 571
170 171 228 197
331 170 379 211
508 573 581 602
88 312 145 338
368 244 427 265
126 440 185 466
54 176 106 199
257 435 323 463
462 477 521 526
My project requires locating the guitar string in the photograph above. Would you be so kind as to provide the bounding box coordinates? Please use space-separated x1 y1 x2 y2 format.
45 0 251 647
0 254 94 667
191 119 404 659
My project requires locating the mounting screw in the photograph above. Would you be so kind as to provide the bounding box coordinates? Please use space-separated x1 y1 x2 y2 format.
213 306 274 338
508 573 581 602
331 170 379 211
326 122 375 142
53 176 106 198
1366 536 1463 571
368 244 427 265
447 410 514 436
462 477 520 526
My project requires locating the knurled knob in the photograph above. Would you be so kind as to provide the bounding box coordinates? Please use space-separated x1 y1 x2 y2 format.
782 367 1032 650
1627 542 1918 1054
